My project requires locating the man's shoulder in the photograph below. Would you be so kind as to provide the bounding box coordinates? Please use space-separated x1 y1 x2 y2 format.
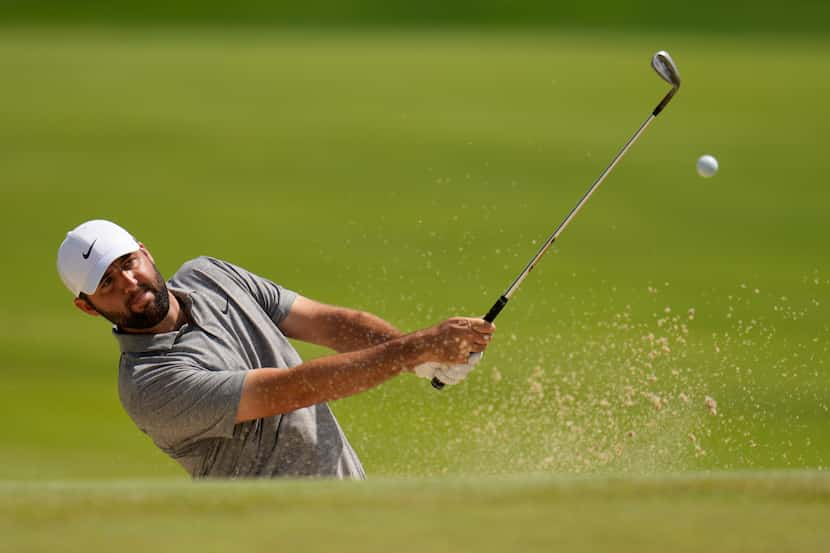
175 256 226 276
170 256 235 286
169 256 268 302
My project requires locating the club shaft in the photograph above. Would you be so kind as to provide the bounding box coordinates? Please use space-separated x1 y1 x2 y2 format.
502 113 656 302
432 86 676 391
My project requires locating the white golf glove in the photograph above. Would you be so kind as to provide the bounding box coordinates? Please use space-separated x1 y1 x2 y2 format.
413 361 444 380
412 353 483 386
432 362 474 386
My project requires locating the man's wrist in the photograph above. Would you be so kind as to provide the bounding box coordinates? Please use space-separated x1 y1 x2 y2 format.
394 329 433 370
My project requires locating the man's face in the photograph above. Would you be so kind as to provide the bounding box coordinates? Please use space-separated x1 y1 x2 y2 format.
77 247 170 330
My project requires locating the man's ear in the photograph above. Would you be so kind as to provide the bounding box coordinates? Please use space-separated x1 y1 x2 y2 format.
74 297 100 317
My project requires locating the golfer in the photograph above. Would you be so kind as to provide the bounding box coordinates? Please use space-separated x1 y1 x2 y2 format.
57 220 494 479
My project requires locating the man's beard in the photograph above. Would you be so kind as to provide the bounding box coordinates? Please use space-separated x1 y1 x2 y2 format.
92 267 171 330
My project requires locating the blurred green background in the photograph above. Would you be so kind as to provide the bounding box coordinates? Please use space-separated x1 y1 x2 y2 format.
4 0 830 32
1 3 828 482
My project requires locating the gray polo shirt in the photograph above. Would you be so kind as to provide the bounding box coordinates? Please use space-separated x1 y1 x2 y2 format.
115 256 365 479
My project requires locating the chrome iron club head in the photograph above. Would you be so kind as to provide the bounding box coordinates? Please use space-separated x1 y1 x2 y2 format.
651 50 681 116
651 50 681 89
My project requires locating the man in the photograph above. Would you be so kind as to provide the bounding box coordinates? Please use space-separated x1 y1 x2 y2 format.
57 219 494 479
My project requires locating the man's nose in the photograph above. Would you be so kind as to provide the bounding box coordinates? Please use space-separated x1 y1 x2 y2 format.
115 269 139 291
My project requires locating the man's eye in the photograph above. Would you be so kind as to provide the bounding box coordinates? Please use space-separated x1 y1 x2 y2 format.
101 276 112 288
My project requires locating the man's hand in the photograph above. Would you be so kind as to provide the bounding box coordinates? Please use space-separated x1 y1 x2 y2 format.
416 317 495 365
413 361 443 380
412 352 483 385
434 352 482 385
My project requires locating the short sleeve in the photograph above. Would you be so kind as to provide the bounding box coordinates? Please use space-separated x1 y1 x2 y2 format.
120 360 247 449
203 258 298 324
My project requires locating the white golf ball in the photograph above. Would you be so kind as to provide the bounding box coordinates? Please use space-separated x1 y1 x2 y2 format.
696 154 719 178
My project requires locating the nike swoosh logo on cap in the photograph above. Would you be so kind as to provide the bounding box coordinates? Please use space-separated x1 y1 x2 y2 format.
82 240 97 260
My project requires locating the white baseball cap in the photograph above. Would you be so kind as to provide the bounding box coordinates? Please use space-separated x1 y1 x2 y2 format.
57 220 140 296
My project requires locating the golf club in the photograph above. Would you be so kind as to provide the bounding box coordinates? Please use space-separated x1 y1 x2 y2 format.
432 50 681 390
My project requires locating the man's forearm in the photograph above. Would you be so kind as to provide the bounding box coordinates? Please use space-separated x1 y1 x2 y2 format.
241 315 495 422
236 330 426 423
279 297 404 352
294 304 403 353
308 307 404 353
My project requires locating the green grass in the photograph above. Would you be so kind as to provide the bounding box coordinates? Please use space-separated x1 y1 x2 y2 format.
3 472 829 553
0 28 828 482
